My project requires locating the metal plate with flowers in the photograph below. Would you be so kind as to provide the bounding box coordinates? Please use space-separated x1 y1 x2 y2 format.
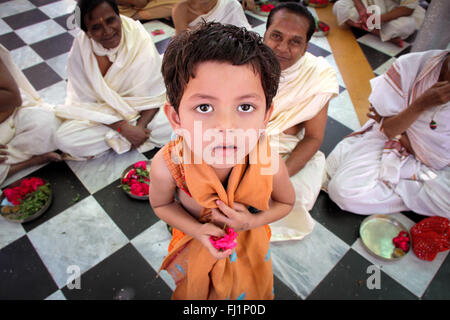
120 160 151 200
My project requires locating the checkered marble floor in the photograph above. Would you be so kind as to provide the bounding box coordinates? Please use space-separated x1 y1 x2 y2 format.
1 0 448 300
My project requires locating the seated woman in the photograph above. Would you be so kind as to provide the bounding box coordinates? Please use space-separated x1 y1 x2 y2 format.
333 0 425 47
55 0 172 160
0 45 61 185
116 0 179 21
172 0 251 34
326 49 450 218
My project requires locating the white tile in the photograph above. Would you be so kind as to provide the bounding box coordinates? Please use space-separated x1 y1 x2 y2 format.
38 80 67 105
373 57 396 76
310 34 332 53
131 220 175 291
252 23 266 38
0 215 26 250
15 19 66 44
357 33 410 57
352 212 449 298
39 0 77 19
142 20 175 44
0 0 35 18
245 10 268 23
45 290 66 300
27 196 129 288
46 52 69 79
66 149 147 194
325 54 346 88
270 220 350 299
9 45 43 70
0 18 12 35
328 89 361 131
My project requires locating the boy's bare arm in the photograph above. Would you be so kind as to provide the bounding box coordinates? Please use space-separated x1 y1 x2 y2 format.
172 1 190 34
149 149 231 259
211 155 295 231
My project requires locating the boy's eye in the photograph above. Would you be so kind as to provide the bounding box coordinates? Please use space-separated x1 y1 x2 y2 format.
196 104 213 113
238 104 254 113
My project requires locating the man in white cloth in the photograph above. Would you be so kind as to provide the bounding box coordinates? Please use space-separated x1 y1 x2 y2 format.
263 3 339 241
0 45 61 185
172 0 251 34
326 49 450 218
333 0 425 47
55 0 171 160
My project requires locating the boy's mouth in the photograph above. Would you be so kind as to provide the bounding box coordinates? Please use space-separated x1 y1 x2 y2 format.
212 145 238 157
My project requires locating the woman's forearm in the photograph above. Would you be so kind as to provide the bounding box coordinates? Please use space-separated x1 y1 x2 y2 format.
381 100 426 139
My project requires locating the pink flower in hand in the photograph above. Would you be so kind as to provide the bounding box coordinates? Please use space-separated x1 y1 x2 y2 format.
210 228 237 251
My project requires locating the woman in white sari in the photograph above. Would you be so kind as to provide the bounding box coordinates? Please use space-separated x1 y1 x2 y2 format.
55 0 172 160
326 50 450 218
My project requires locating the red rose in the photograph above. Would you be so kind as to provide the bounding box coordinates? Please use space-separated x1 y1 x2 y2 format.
4 188 21 205
260 4 274 12
134 161 147 170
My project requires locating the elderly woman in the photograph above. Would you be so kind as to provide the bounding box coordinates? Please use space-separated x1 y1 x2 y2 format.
55 0 171 160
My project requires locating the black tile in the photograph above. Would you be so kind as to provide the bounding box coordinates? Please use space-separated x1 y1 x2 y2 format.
142 147 160 160
358 42 392 70
31 32 74 60
245 13 265 28
395 46 412 58
338 85 346 94
155 37 171 55
307 42 331 58
0 235 58 299
320 116 353 158
3 9 49 30
0 32 26 50
402 210 428 224
307 249 418 300
53 13 73 31
422 253 450 300
22 62 62 91
93 178 159 240
350 26 369 39
274 275 302 300
310 192 366 246
15 161 90 232
29 0 60 6
61 243 172 299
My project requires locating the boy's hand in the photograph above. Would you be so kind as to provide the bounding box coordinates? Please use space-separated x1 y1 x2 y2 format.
211 200 254 232
195 222 233 260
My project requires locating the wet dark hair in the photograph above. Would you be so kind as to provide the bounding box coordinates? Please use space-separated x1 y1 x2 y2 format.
266 2 316 43
77 0 120 32
161 22 281 112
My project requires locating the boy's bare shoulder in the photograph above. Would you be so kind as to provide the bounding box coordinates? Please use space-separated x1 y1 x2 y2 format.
149 148 175 187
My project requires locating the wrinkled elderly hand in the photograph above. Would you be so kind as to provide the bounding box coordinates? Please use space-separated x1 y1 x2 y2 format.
367 105 382 123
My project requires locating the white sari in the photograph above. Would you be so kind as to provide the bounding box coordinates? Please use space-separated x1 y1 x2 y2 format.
326 50 450 218
55 16 171 159
268 53 339 241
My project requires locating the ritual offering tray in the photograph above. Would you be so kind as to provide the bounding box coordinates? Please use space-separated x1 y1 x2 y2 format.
121 161 151 200
0 177 52 223
360 215 411 261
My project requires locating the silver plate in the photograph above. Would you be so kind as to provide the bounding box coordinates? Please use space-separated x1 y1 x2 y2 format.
359 214 410 261
0 178 52 224
121 161 151 201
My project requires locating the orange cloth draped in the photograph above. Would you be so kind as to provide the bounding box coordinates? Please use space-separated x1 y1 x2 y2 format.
159 136 274 300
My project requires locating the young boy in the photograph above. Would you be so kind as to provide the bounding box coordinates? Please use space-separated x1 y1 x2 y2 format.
149 22 295 300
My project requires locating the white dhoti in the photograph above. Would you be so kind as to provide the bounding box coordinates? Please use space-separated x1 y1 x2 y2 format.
326 50 450 218
55 16 172 160
188 0 252 30
266 53 339 241
0 45 59 185
269 132 325 241
333 0 425 41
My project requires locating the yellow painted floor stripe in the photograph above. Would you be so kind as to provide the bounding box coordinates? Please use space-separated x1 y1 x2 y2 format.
315 4 374 126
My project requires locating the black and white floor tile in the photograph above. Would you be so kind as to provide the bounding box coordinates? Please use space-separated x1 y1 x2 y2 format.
0 0 448 300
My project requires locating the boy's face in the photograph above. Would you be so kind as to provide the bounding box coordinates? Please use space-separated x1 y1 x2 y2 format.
165 61 273 168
